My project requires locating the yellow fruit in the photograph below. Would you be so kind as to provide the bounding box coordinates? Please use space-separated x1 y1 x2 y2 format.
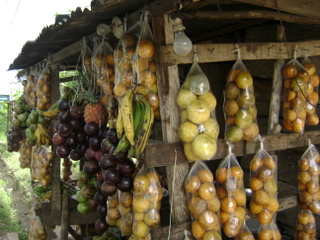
180 110 188 123
191 134 217 160
243 122 259 141
225 82 240 100
206 197 220 212
235 71 253 89
199 182 216 200
197 168 214 183
202 117 219 139
192 220 206 239
183 142 200 161
176 89 197 109
143 209 160 227
132 196 150 213
225 125 243 143
199 210 219 231
187 100 211 124
132 220 149 238
185 176 201 193
179 121 199 143
235 109 253 129
202 231 222 240
198 92 217 111
224 100 239 117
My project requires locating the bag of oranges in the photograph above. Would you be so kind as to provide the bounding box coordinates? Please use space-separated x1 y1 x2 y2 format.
105 191 120 227
81 37 93 73
36 63 51 111
113 21 140 98
118 191 134 237
130 166 162 239
223 52 259 143
235 222 254 240
282 56 309 133
184 160 221 240
295 209 317 240
301 56 319 126
249 137 279 225
25 71 38 108
257 221 281 240
215 143 246 237
176 60 219 161
298 141 320 214
132 12 160 119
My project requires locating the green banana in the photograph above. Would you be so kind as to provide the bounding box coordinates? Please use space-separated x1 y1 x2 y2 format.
134 97 154 159
121 89 135 146
113 134 131 154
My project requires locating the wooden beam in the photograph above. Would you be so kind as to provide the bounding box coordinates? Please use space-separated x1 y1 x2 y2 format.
159 40 320 65
60 188 69 239
51 38 84 64
234 0 320 20
183 10 320 25
145 130 320 168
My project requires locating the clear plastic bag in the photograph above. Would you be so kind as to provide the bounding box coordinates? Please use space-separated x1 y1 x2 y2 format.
295 209 317 240
177 59 219 161
184 160 221 240
31 145 53 187
223 52 259 143
133 12 160 119
118 191 134 237
81 37 93 73
28 207 47 240
249 137 279 225
106 191 120 227
301 55 319 126
36 63 51 111
298 140 320 214
130 166 162 239
215 143 246 237
19 142 32 169
26 70 38 108
235 222 254 240
282 56 309 133
257 221 281 240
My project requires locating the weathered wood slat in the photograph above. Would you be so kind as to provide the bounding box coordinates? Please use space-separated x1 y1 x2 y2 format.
159 40 320 65
145 130 320 168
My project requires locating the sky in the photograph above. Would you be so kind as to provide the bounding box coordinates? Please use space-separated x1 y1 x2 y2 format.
0 0 90 97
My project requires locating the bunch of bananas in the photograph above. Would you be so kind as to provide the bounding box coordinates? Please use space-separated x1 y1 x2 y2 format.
41 100 61 118
115 89 154 159
35 123 51 145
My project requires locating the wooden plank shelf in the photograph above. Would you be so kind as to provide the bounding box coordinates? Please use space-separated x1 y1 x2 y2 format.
144 130 320 168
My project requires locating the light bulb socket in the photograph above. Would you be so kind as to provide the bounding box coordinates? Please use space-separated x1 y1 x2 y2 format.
171 17 186 32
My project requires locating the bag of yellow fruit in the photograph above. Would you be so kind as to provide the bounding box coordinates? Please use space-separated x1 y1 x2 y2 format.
223 51 259 143
249 136 279 226
130 166 162 240
118 191 134 237
184 160 222 240
235 222 254 240
298 140 320 215
177 58 219 161
295 209 317 240
31 145 53 187
257 220 281 240
26 70 38 108
36 62 51 111
282 55 310 134
132 11 160 119
105 191 120 227
301 55 319 126
215 143 246 237
113 20 141 99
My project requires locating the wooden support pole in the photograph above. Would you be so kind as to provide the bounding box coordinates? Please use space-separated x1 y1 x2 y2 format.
60 187 69 239
152 15 190 228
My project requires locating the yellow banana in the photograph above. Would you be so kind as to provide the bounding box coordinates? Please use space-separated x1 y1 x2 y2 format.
41 108 61 118
116 106 124 139
134 97 154 159
121 89 135 146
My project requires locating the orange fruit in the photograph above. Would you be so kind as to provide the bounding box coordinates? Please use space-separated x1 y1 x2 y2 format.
307 91 319 105
230 166 243 179
223 221 241 237
198 210 219 230
202 231 222 240
225 82 240 99
220 211 229 224
238 230 254 240
235 109 253 129
306 113 319 126
250 157 263 172
258 228 273 240
308 165 320 176
250 201 263 215
145 170 160 184
114 83 128 97
197 168 214 183
132 196 150 213
283 109 297 122
263 156 276 170
306 180 319 194
145 184 163 203
253 190 269 206
234 206 246 221
299 191 313 205
298 211 313 225
199 182 216 200
264 197 279 213
309 201 320 214
257 210 273 225
224 100 240 117
310 74 319 87
147 93 159 111
233 189 246 206
227 69 241 82
263 179 278 195
286 89 296 101
134 57 149 73
303 62 316 76
221 197 237 213
283 64 298 79
250 177 263 191
188 196 207 218
133 175 150 193
257 167 274 182
235 71 253 89
191 220 206 239
283 120 293 131
137 39 155 59
140 71 156 89
206 197 220 212
185 176 201 193
243 123 259 141
299 158 310 171
121 32 138 48
216 167 228 184
298 171 311 184
217 186 228 199
143 209 160 227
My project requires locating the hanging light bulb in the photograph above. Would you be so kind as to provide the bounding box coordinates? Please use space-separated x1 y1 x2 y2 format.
172 17 193 56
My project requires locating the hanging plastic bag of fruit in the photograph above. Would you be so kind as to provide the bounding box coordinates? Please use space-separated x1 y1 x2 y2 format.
282 51 309 133
36 62 51 111
295 209 317 240
132 11 160 119
26 68 38 108
31 145 53 187
298 140 320 214
28 207 47 240
235 222 254 240
176 52 219 161
19 142 32 169
113 19 141 99
249 136 279 225
223 49 259 143
257 220 281 240
81 37 93 73
118 191 134 237
130 166 162 239
301 54 319 126
215 142 246 237
105 191 120 227
184 160 221 240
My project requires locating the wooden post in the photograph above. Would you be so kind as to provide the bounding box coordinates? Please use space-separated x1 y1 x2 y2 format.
50 65 61 217
60 187 69 239
152 15 190 227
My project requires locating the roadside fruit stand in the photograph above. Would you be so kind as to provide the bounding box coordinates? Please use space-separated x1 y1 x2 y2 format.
7 0 320 239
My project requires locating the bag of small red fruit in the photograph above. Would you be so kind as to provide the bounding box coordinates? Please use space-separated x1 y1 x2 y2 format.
223 49 259 143
249 136 279 226
295 209 317 240
301 54 319 126
215 142 246 237
184 160 221 240
176 54 219 161
298 140 320 215
132 11 160 119
282 52 310 134
130 166 163 239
